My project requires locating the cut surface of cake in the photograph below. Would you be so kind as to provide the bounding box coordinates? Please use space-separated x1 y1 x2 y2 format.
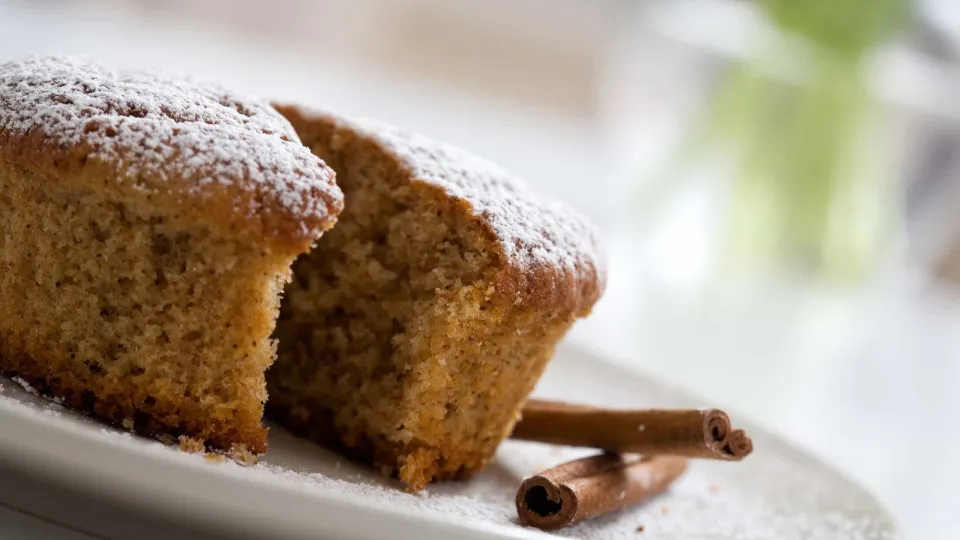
0 57 343 452
269 105 606 490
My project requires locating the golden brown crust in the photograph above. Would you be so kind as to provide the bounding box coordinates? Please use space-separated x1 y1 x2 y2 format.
267 400 488 491
0 57 343 253
1 344 267 452
274 103 606 315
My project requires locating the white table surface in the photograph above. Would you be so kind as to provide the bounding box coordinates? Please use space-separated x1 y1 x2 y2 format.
1 1 958 538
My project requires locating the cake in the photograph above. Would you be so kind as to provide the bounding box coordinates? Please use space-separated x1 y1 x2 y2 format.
268 105 606 490
0 55 605 485
0 57 343 453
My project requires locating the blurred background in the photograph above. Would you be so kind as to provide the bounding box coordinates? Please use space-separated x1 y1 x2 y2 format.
2 0 959 538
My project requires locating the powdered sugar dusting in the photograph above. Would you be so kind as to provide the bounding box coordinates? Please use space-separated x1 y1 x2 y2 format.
351 117 605 295
0 56 341 238
11 375 38 397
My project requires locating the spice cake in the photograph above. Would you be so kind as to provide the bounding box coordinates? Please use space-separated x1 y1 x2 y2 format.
268 105 606 490
0 57 343 453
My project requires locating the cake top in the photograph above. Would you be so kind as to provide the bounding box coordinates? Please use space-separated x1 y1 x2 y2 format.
277 105 606 316
0 56 342 249
358 117 606 302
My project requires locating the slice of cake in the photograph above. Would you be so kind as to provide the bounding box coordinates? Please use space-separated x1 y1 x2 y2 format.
0 57 343 452
268 105 606 490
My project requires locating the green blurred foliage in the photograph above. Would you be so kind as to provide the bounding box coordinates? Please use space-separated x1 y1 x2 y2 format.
681 0 912 279
760 0 911 57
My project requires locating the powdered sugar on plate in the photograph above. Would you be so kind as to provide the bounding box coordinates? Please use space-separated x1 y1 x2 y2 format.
0 56 341 238
0 345 898 539
10 375 39 397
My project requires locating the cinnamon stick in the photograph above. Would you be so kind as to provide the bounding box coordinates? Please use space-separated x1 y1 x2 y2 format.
511 399 753 460
516 453 688 530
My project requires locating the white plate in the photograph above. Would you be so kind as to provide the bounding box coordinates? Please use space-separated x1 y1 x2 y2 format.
0 343 899 540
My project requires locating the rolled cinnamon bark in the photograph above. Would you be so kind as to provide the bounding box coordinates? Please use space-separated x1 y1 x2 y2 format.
516 453 688 530
511 399 753 460
723 429 753 457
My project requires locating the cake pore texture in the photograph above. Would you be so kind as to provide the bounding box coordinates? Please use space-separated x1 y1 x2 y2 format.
0 55 602 479
268 105 605 490
0 57 342 451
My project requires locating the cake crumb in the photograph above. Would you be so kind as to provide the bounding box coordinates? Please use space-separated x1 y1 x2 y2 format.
121 418 135 431
178 435 206 453
204 453 226 464
396 427 414 444
228 444 259 466
661 506 670 515
636 525 645 533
